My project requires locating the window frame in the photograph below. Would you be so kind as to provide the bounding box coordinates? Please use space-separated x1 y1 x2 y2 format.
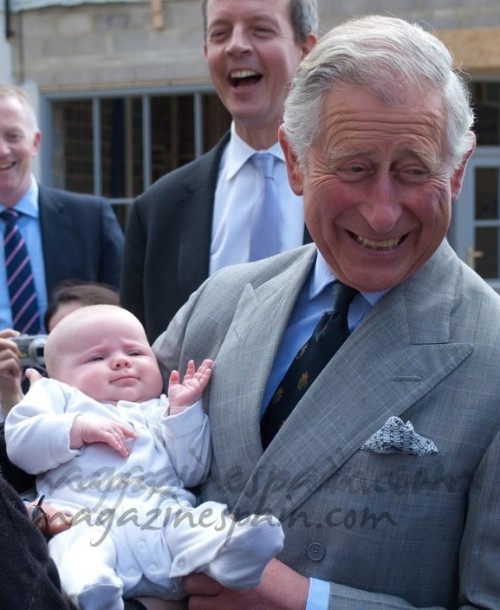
38 83 223 204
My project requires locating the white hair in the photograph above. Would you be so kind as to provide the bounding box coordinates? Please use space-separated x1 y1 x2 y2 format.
282 15 474 169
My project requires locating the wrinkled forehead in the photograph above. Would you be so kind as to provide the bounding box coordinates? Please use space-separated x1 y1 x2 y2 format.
315 85 447 156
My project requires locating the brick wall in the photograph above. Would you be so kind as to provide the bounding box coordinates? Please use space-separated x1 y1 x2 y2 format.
7 0 500 91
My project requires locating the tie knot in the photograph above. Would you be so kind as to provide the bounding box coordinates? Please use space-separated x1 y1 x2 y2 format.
252 152 275 179
332 281 358 319
1 208 20 225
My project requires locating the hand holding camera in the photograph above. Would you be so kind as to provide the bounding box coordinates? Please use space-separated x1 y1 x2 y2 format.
11 335 48 369
0 330 40 412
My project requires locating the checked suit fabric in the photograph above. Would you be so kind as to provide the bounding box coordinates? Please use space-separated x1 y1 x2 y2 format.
261 281 358 449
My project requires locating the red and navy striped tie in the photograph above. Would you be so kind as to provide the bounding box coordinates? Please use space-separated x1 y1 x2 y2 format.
1 209 41 334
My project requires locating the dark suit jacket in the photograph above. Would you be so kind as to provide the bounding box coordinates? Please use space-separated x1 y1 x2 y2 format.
0 476 71 609
120 133 310 343
38 185 124 295
0 474 146 610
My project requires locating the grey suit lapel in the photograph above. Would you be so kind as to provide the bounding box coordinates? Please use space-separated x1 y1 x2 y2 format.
232 242 474 519
208 249 317 488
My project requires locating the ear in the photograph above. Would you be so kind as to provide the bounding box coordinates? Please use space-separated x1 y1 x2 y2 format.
300 33 317 60
451 132 476 201
279 126 304 196
32 130 42 156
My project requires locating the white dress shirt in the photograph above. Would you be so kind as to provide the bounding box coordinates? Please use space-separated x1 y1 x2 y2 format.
209 123 304 275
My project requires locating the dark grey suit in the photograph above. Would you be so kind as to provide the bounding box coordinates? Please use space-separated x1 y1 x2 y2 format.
121 134 310 343
153 240 500 608
120 135 228 343
38 185 124 294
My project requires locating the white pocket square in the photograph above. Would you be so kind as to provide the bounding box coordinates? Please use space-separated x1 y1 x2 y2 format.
361 416 439 456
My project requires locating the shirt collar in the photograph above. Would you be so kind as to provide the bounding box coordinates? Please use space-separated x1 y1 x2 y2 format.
224 122 284 180
311 248 389 306
0 176 39 219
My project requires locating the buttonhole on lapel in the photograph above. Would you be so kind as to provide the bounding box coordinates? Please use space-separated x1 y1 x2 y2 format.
392 375 422 381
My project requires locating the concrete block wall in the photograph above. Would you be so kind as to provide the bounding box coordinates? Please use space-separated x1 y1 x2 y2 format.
7 0 500 92
9 1 209 91
319 0 500 31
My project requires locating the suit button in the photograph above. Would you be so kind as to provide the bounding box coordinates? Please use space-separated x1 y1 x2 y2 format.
307 542 325 562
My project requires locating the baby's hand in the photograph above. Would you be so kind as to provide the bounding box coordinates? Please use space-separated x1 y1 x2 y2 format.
168 359 213 415
70 414 138 457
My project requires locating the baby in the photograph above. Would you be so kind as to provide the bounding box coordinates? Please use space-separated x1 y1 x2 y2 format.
5 305 283 610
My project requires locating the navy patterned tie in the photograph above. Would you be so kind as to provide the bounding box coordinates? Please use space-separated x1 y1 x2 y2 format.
261 281 358 450
249 152 281 262
1 209 41 334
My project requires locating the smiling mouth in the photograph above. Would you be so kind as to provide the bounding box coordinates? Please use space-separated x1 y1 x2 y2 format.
0 162 15 170
353 233 404 251
229 70 262 88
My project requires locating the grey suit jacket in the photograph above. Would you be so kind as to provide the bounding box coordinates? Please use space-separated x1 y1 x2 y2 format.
153 240 500 608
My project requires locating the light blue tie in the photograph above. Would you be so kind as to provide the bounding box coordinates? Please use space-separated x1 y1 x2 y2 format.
249 152 281 262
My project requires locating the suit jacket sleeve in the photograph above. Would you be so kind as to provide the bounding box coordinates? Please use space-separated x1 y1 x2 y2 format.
39 186 124 294
97 196 125 289
121 197 147 327
0 477 71 610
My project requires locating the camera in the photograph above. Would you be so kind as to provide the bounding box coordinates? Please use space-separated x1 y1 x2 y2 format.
12 335 48 369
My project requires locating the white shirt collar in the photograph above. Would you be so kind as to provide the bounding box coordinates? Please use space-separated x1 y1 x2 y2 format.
223 122 284 180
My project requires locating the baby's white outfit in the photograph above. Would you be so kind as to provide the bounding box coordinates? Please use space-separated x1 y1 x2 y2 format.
5 379 284 610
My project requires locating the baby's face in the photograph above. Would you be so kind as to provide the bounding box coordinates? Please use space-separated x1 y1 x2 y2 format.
50 310 164 404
